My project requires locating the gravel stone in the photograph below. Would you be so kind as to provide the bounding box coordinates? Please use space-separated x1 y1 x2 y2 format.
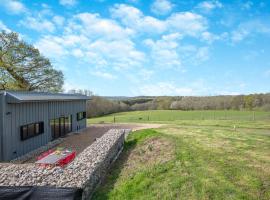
0 129 129 199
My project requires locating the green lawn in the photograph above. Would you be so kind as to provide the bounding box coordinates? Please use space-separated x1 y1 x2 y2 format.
91 111 270 200
88 110 270 129
88 110 270 123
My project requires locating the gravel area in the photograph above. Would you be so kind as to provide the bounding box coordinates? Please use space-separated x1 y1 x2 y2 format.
18 123 163 163
55 124 135 155
0 129 126 189
90 123 164 131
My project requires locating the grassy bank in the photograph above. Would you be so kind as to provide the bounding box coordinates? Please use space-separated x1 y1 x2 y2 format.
93 125 270 199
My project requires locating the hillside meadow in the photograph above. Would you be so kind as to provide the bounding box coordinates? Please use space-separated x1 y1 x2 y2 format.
89 110 270 200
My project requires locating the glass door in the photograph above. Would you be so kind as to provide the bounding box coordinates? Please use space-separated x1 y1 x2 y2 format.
64 115 72 134
60 117 65 136
51 118 60 140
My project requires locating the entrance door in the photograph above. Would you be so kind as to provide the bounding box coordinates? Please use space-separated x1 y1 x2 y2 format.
60 117 65 136
51 118 60 140
64 115 72 134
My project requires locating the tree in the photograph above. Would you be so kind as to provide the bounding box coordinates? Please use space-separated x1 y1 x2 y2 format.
0 31 63 92
244 95 254 110
68 89 93 96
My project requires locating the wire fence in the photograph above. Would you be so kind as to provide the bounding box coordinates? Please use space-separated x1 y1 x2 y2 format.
107 111 270 123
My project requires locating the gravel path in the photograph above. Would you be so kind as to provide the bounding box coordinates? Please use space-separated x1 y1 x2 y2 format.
21 123 164 163
90 123 165 131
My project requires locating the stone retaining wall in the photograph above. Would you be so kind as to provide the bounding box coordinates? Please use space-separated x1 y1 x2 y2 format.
0 129 129 199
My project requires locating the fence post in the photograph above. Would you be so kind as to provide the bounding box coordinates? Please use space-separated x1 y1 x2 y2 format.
113 116 115 123
253 111 255 121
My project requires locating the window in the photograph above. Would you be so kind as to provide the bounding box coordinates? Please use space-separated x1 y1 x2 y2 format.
77 111 86 121
28 124 35 137
20 122 44 141
54 118 60 137
21 126 27 140
35 123 39 134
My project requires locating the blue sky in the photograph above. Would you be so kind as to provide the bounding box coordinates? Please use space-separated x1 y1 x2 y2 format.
0 0 270 96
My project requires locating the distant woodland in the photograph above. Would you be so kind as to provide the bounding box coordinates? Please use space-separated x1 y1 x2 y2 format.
87 93 270 117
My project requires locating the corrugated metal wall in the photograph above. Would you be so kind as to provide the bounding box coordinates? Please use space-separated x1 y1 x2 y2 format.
0 94 4 161
3 100 87 161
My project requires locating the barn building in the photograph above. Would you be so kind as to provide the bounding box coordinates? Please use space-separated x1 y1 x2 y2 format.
0 91 89 161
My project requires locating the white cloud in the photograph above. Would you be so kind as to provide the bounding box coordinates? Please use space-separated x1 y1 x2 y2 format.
136 82 193 96
0 20 11 32
74 12 134 39
53 16 65 26
111 4 207 37
231 29 249 42
144 33 182 69
35 11 146 73
35 36 68 58
0 0 27 14
20 16 56 32
201 31 217 43
201 31 228 43
71 49 84 58
144 31 210 69
177 44 210 65
87 39 145 69
110 4 166 34
167 12 207 36
197 0 222 12
151 0 173 15
59 0 77 6
33 6 214 92
231 20 270 43
195 47 209 62
90 71 117 80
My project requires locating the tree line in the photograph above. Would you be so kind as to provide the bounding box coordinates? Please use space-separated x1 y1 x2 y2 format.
87 94 270 117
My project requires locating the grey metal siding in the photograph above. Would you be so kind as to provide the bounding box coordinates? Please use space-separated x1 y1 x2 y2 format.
4 102 50 160
2 99 87 161
75 101 87 131
0 94 5 161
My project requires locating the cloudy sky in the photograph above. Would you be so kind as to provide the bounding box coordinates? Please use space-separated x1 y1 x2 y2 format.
0 0 269 96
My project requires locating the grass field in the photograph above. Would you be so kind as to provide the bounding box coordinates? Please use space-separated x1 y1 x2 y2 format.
88 110 270 123
88 110 270 129
91 111 270 200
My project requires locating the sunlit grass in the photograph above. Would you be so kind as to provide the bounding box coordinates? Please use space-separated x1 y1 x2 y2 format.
88 110 270 129
93 125 270 200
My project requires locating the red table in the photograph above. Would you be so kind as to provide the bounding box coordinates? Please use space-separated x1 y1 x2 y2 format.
36 149 76 167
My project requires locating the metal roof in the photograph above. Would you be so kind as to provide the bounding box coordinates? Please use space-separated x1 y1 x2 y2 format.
0 90 90 103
